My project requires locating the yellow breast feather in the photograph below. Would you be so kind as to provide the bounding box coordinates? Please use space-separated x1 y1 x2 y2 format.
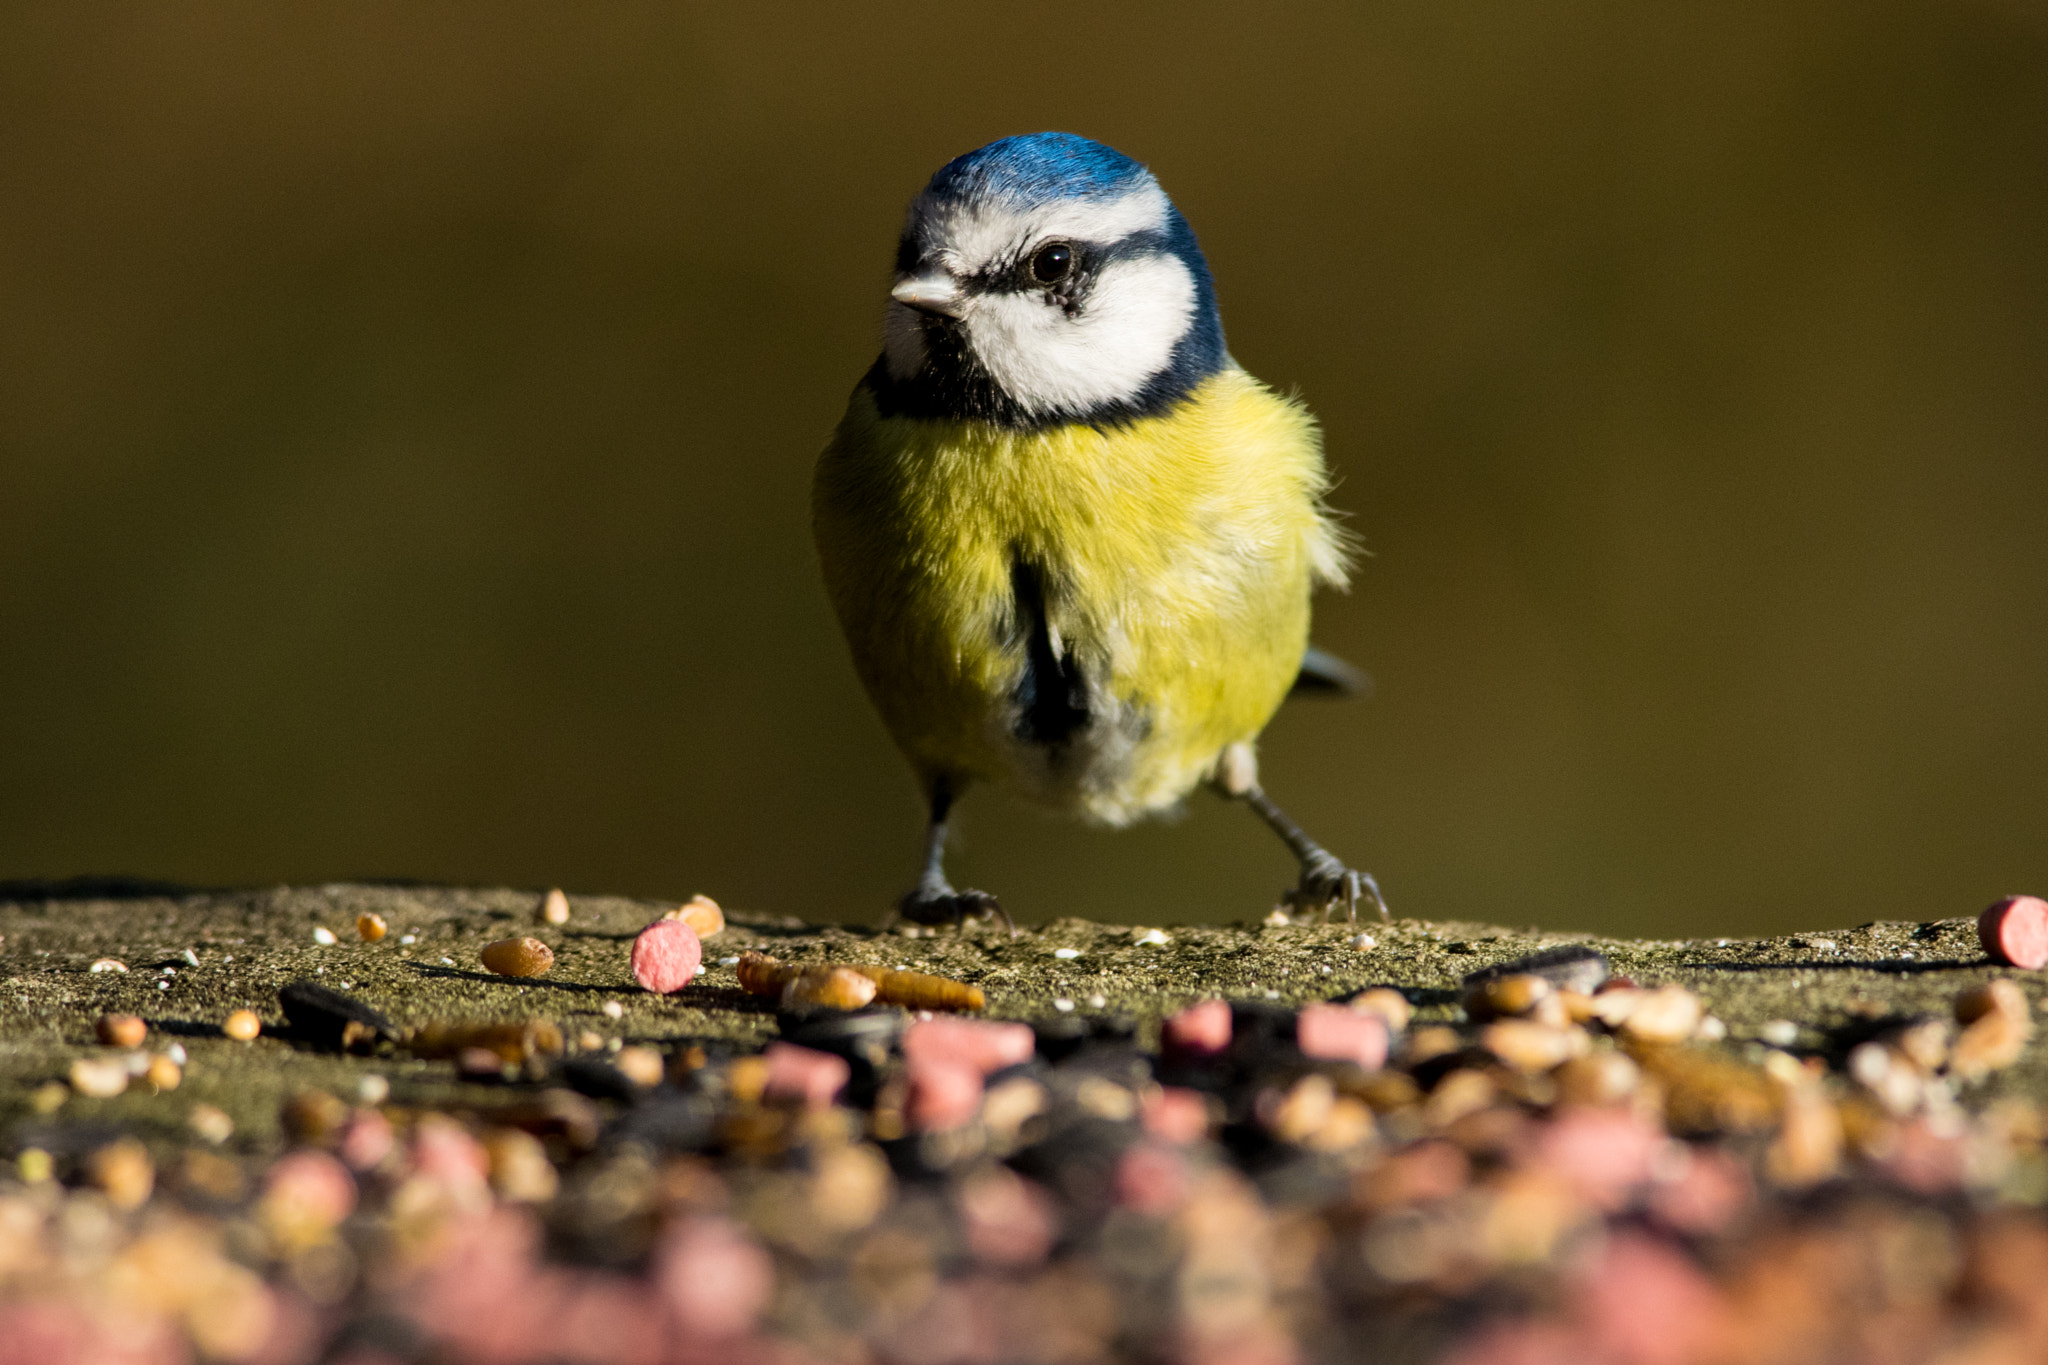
813 366 1350 826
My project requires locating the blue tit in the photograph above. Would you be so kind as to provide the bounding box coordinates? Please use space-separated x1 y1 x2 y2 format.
812 132 1386 929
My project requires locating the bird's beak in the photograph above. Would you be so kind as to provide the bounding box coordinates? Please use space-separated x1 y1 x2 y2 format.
891 270 966 319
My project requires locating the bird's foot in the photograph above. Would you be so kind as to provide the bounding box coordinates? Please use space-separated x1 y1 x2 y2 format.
893 884 1016 937
1283 850 1390 924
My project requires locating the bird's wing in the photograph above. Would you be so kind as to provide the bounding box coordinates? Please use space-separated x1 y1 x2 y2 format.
1289 645 1372 699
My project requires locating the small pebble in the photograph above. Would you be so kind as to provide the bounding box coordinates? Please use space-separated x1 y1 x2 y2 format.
1615 985 1705 1044
283 1090 351 1144
400 934 417 945
904 1057 983 1132
603 1000 625 1019
1480 1018 1580 1073
1163 999 1232 1057
903 1018 1035 1075
222 1010 263 1042
312 927 338 946
810 1142 892 1232
486 1128 559 1202
981 1076 1047 1145
181 948 199 967
1297 1003 1391 1071
1260 1073 1338 1145
480 936 555 978
1053 997 1075 1012
145 1055 182 1091
1555 1051 1640 1106
1951 979 2032 1078
761 1041 851 1109
260 1150 357 1247
1115 1142 1192 1215
614 1045 666 1088
188 1103 235 1144
356 912 387 942
88 1139 154 1210
538 887 571 925
1463 973 1555 1021
1760 1019 1799 1047
1133 928 1171 947
1052 947 1081 959
88 958 128 973
631 919 703 994
69 1056 129 1098
1350 988 1414 1034
339 1110 396 1171
356 1074 390 1105
1979 896 2048 970
1353 933 1376 950
1142 1087 1212 1145
95 1013 146 1048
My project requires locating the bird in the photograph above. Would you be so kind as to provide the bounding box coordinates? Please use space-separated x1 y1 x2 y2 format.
811 132 1386 931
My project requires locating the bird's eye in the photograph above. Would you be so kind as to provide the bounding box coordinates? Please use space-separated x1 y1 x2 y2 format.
1028 241 1075 286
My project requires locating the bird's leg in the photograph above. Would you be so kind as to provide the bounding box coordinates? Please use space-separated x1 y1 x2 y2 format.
891 778 1015 935
1214 743 1388 923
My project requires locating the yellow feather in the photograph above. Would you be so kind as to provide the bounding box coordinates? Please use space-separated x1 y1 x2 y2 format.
813 367 1349 826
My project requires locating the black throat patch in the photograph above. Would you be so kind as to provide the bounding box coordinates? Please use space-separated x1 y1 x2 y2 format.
1007 556 1089 748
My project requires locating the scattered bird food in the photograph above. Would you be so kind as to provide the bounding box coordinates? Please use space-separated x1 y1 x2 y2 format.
94 1012 146 1048
664 893 726 939
631 918 703 994
1979 894 2048 970
480 936 555 978
735 950 986 1011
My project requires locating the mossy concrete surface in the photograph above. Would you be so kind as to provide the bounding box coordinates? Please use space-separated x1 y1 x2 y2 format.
1 882 2040 1156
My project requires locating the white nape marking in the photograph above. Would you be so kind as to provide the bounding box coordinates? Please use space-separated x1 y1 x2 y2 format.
968 253 1195 416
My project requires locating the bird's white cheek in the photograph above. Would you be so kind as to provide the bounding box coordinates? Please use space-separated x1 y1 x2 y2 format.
967 255 1197 417
882 302 928 382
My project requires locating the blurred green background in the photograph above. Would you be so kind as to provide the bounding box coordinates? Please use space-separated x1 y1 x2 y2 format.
2 3 2044 938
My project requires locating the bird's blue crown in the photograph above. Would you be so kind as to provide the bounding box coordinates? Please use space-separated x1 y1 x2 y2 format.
923 132 1152 208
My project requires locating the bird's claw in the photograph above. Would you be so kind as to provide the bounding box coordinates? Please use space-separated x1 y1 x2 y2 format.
1283 852 1390 924
894 886 1017 937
